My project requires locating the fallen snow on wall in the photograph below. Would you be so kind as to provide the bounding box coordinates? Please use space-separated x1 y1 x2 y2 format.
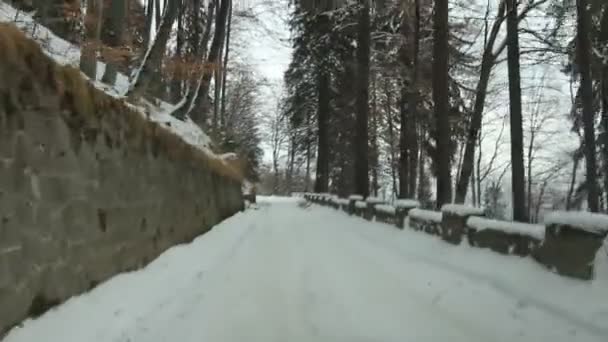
409 208 442 223
355 201 367 209
544 211 608 235
365 197 384 204
375 204 396 215
349 195 364 201
0 2 214 153
332 198 350 206
395 199 420 208
467 217 545 240
442 204 485 216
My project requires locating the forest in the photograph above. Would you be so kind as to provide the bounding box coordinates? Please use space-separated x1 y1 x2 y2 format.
6 0 608 223
267 0 608 224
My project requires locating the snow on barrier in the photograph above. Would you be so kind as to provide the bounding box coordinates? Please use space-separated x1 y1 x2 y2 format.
466 217 543 257
303 194 608 281
533 211 608 280
440 205 486 245
374 204 397 225
409 209 443 235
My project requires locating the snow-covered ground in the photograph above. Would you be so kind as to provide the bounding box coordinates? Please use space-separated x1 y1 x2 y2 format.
0 2 213 153
4 198 607 342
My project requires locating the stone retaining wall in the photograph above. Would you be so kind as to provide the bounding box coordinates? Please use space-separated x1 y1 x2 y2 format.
0 25 243 334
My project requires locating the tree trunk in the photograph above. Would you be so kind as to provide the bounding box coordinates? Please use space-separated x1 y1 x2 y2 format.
471 161 477 206
220 0 233 128
213 61 222 132
170 2 184 102
576 0 600 212
370 72 380 196
407 0 421 199
385 79 398 198
454 1 506 204
432 0 452 208
602 69 608 211
506 0 527 221
305 111 312 192
176 0 230 121
101 0 127 86
314 71 330 193
566 153 580 210
143 0 154 49
399 88 410 198
127 0 180 98
354 1 371 198
80 0 103 79
155 0 162 29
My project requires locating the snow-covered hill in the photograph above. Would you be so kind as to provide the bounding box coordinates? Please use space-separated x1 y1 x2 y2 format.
0 2 214 155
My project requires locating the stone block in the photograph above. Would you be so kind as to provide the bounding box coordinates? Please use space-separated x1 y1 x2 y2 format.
533 224 606 280
440 205 485 245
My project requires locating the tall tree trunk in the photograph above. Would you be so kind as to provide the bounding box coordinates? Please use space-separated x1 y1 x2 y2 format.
155 0 162 29
566 152 581 210
305 111 312 192
386 79 398 198
370 72 380 196
471 160 477 206
127 0 180 98
407 0 421 199
506 0 527 221
220 0 233 128
170 2 184 102
399 88 410 198
526 121 536 219
455 1 506 204
433 0 452 208
602 70 608 211
143 0 154 49
80 0 103 79
354 0 370 198
101 0 127 86
417 142 426 202
213 61 222 132
576 0 600 212
476 132 483 206
176 0 230 121
314 71 330 193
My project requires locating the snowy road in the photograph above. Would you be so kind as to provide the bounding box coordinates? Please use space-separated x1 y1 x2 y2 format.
4 197 608 342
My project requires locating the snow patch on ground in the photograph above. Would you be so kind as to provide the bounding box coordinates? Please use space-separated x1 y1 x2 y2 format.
467 216 545 240
544 211 608 235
